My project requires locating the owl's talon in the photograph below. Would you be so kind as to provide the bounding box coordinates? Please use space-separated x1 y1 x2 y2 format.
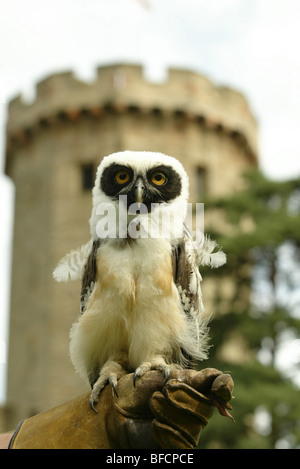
133 365 148 387
133 361 172 387
89 395 98 414
133 370 139 388
164 366 170 383
109 375 119 397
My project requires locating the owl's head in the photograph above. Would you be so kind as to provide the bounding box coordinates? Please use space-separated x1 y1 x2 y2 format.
89 151 189 241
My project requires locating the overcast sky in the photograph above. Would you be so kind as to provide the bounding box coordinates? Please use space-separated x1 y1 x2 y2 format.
1 0 300 403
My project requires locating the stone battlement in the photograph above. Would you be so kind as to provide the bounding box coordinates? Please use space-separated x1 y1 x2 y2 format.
6 63 257 159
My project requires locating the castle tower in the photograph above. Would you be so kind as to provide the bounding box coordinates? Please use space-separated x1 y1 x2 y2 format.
4 64 257 429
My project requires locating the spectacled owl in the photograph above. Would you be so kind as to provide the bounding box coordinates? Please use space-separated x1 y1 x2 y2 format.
53 151 226 411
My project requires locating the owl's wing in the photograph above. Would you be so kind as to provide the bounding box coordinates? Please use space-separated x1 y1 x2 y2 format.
173 225 205 323
53 239 93 282
53 238 101 315
173 224 226 366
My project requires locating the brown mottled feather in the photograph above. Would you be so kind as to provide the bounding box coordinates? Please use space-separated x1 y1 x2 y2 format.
172 226 201 369
80 239 101 315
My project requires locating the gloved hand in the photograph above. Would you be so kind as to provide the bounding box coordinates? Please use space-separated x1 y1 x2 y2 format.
109 367 234 449
9 368 234 449
150 368 234 448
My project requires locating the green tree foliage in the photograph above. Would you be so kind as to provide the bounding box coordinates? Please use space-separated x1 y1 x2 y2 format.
199 169 300 449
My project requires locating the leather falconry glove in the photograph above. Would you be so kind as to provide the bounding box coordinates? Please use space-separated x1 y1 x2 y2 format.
9 368 234 449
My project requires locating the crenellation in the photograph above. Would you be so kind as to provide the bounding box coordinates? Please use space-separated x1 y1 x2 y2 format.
6 64 258 158
36 71 75 98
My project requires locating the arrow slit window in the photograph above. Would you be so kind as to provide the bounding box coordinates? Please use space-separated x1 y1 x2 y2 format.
81 163 95 191
196 166 207 199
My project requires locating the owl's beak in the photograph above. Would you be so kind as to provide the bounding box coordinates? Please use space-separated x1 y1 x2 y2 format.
134 178 145 208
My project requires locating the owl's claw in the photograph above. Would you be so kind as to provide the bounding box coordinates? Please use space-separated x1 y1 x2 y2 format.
89 377 118 413
89 395 98 414
109 375 119 398
133 369 139 388
89 375 120 413
133 361 171 387
89 360 126 412
164 367 170 383
133 363 152 387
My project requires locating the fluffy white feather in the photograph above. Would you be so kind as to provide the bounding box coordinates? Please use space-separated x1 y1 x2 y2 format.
53 240 92 282
193 232 227 268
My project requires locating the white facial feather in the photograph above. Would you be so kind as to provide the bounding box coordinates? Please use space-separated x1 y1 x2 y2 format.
89 151 189 241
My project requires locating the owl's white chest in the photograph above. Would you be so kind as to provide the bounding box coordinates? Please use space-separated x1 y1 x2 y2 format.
96 238 173 302
70 237 186 375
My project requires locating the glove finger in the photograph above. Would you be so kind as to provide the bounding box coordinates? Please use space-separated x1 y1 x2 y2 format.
211 373 234 402
163 380 215 422
150 388 213 447
151 419 194 450
114 371 165 417
165 377 234 423
171 368 223 394
167 369 234 404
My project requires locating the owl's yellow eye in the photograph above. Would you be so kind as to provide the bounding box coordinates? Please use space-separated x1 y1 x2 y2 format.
115 170 130 184
151 171 167 186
